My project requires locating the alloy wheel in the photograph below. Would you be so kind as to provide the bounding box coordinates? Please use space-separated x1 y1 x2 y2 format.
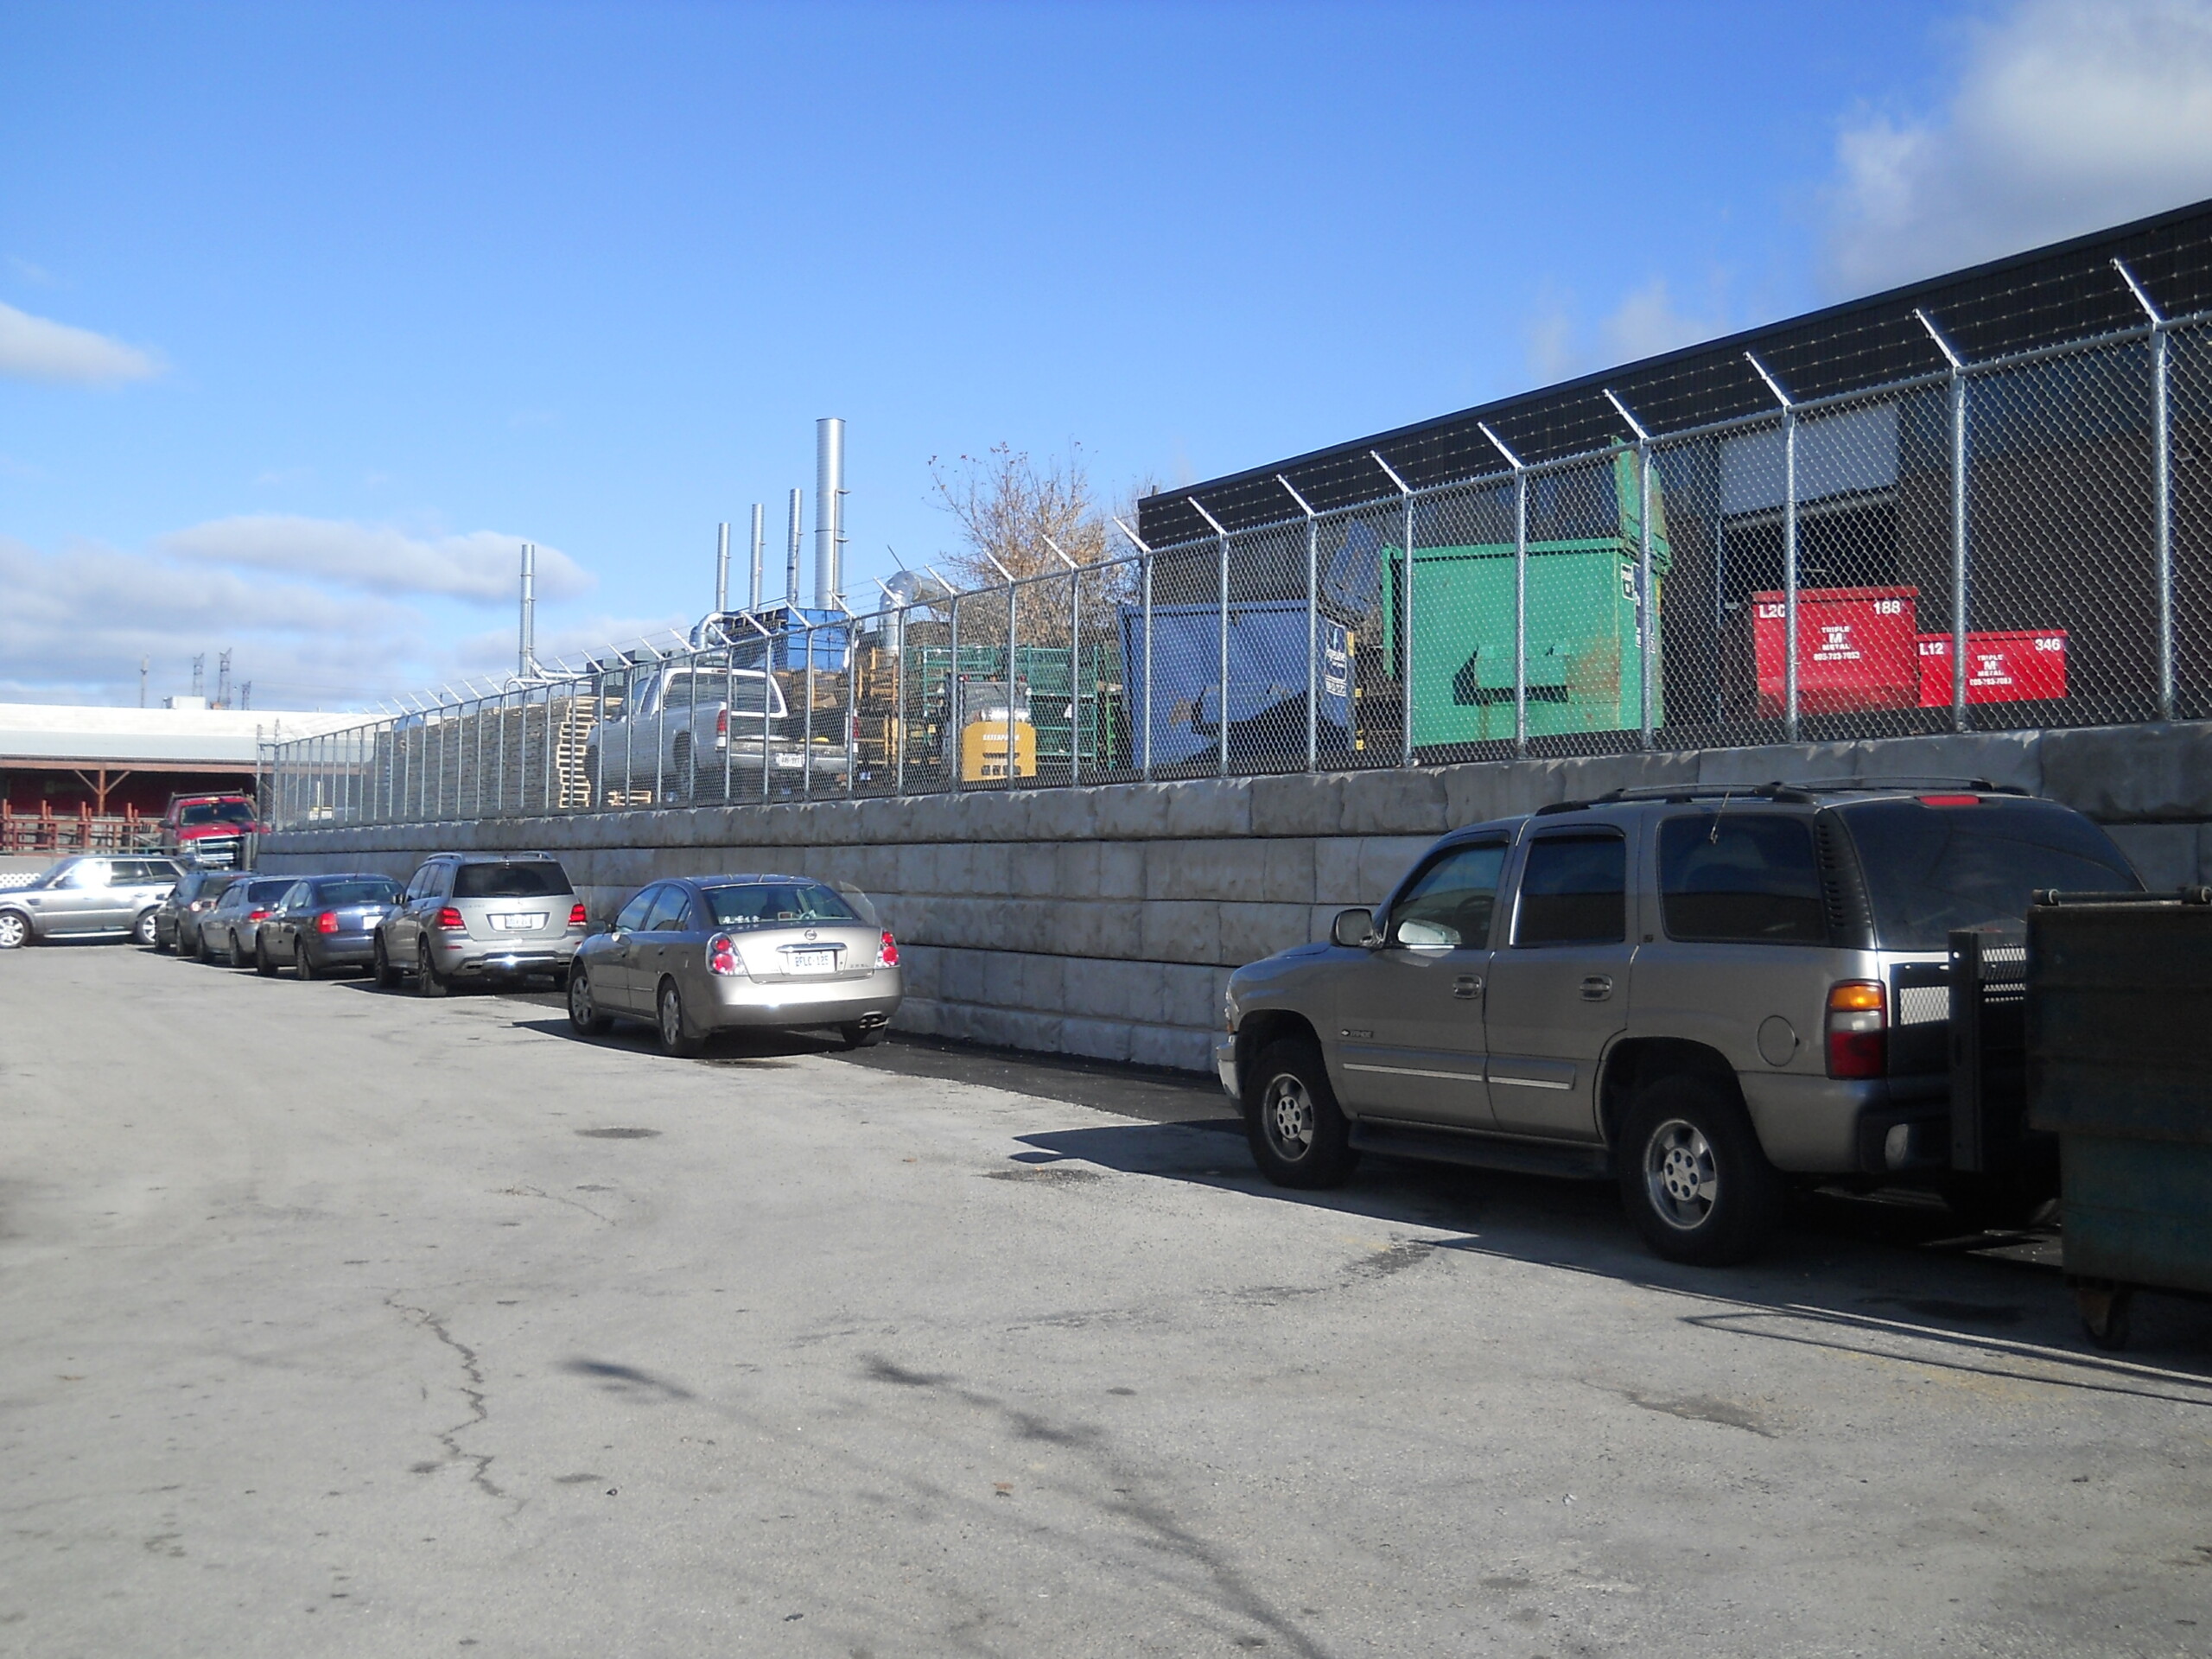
0 912 28 950
1643 1118 1719 1231
1262 1071 1317 1161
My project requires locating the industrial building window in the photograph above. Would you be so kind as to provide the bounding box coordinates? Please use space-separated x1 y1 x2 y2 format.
1514 833 1626 946
1659 814 1827 944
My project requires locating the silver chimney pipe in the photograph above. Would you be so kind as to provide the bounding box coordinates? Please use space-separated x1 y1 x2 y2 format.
785 487 803 607
748 503 765 613
814 416 844 607
715 522 730 615
518 543 537 677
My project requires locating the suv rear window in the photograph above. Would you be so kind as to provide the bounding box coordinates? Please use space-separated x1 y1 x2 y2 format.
453 861 570 899
1660 814 1827 944
1840 797 2139 950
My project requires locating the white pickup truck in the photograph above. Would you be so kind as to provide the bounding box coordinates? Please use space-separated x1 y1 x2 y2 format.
582 661 848 803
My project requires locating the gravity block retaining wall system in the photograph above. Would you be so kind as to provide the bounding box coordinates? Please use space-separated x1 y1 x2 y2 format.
258 721 2212 1073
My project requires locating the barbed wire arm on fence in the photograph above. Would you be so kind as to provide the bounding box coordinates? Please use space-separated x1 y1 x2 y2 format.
1745 353 1801 742
1915 308 1972 733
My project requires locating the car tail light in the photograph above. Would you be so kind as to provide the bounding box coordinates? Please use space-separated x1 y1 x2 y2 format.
315 911 340 934
190 899 214 912
1917 794 1983 807
248 907 271 921
569 902 588 929
1826 981 1887 1078
435 906 466 931
706 931 744 977
715 707 728 736
876 930 899 969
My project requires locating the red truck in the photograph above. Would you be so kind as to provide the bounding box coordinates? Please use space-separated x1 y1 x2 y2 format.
161 792 261 868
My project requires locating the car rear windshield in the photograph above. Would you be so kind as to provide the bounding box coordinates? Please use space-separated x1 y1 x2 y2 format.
242 878 295 903
453 862 571 899
313 878 402 906
1840 797 2140 950
179 801 255 826
702 881 859 929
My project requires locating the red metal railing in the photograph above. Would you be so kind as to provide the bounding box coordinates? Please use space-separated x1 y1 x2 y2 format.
0 803 166 856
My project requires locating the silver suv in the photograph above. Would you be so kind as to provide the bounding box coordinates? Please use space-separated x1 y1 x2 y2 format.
372 852 587 995
0 855 181 949
1216 781 2140 1264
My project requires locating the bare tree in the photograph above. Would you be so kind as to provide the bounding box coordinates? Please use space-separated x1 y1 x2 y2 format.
926 443 1153 642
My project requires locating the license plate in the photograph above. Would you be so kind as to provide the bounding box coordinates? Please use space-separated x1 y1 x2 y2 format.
786 949 836 974
492 912 546 931
775 752 804 769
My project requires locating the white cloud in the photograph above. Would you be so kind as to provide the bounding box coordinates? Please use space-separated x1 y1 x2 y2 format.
1827 0 2212 292
1524 278 1729 384
0 533 429 709
0 301 162 385
159 516 594 604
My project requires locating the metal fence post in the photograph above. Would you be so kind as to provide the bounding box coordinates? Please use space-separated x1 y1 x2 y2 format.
1189 499 1231 777
948 594 963 793
1475 429 1529 756
1043 535 1081 785
1370 453 1417 766
723 645 736 804
1007 574 1018 789
1278 476 1322 772
1746 355 1800 740
803 624 817 799
1604 390 1657 749
1111 517 1154 782
896 600 908 795
1917 308 1971 732
2116 258 2175 719
839 601 859 797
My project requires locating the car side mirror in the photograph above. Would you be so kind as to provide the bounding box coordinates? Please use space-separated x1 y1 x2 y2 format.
1332 907 1378 949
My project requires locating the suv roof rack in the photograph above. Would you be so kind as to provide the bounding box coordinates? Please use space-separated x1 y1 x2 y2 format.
1536 775 2029 816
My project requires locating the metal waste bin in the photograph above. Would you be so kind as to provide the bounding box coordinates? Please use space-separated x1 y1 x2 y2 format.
2026 887 2212 1349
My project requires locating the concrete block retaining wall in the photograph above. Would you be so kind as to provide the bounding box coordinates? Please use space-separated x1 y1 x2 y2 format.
259 721 2212 1072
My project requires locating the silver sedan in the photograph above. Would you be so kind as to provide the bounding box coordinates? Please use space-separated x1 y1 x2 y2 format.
567 874 902 1056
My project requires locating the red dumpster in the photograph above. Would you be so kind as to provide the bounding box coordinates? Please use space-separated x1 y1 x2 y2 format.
1917 630 2069 705
1751 586 1921 716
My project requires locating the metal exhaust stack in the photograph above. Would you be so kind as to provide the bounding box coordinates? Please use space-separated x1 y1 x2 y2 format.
715 522 730 615
814 416 844 608
785 488 804 606
748 503 765 613
518 543 537 677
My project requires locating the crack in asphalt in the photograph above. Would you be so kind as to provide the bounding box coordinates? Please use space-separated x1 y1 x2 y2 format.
388 1297 510 1503
494 1184 614 1225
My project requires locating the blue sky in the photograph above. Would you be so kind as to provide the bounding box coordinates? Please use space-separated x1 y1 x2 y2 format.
6 0 2212 709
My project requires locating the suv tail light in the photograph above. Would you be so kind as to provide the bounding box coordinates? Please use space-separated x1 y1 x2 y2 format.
1826 981 1887 1078
876 930 899 969
315 911 340 934
568 902 588 930
435 906 466 931
706 931 744 977
715 708 728 737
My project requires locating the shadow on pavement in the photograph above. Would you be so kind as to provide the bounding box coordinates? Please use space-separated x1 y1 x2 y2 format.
1011 1118 2212 1380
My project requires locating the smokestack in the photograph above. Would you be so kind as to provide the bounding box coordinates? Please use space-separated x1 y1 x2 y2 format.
785 487 803 607
814 416 844 608
215 649 232 709
518 543 537 677
715 523 730 615
748 503 765 613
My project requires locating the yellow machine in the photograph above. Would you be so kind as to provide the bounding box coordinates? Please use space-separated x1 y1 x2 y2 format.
960 715 1037 782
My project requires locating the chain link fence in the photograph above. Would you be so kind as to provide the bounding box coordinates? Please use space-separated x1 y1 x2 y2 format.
264 308 2212 830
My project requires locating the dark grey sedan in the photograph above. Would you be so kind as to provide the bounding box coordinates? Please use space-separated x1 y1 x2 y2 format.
256 874 404 979
567 874 902 1056
199 876 300 967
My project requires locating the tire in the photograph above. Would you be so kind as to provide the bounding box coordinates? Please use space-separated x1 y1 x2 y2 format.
0 910 29 950
226 929 246 969
254 935 276 976
655 976 704 1057
149 916 173 952
294 940 318 982
568 965 613 1035
372 934 404 989
415 939 449 998
1618 1074 1785 1266
194 925 214 964
1244 1036 1359 1189
130 908 160 949
838 1022 888 1050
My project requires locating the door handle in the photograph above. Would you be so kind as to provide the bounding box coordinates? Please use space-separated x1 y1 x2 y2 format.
1580 975 1614 1001
1452 975 1483 999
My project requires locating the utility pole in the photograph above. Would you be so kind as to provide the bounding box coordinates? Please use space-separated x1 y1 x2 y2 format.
190 655 206 700
239 681 252 711
215 649 233 709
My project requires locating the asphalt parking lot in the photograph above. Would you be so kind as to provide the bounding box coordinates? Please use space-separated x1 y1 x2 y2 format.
4 943 2211 1658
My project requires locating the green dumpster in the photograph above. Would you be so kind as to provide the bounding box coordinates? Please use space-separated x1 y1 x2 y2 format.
1382 448 1671 749
2026 889 2212 1349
